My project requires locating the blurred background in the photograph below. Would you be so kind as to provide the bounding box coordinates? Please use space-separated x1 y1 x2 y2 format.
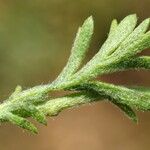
0 0 149 150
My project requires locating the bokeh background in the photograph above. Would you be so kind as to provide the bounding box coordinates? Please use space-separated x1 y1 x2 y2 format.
0 0 150 150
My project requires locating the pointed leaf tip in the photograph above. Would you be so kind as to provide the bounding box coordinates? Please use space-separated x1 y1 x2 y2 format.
121 14 137 24
112 101 138 123
144 17 150 23
108 19 118 36
136 18 150 33
113 19 118 23
111 19 118 27
143 18 150 30
127 14 137 19
6 113 38 134
87 16 93 21
83 16 94 27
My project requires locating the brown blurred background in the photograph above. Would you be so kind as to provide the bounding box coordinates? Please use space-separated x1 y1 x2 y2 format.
0 0 150 150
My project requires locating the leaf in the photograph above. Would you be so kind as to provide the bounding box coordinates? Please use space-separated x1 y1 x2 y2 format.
128 86 150 94
9 85 22 99
24 104 47 125
70 14 138 83
86 18 150 76
118 56 150 70
54 16 94 83
110 18 150 61
111 101 138 122
99 14 137 57
102 56 150 74
37 92 103 116
79 81 150 111
6 113 38 134
108 19 118 37
0 14 149 133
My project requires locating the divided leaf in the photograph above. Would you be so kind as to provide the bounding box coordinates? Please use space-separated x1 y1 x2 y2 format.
99 14 137 57
0 14 149 133
71 14 141 83
110 18 150 61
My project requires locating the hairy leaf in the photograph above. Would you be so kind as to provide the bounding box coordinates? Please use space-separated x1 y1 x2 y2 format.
6 113 38 133
79 81 150 110
99 14 137 57
54 16 94 83
108 19 118 37
0 14 149 133
111 101 138 122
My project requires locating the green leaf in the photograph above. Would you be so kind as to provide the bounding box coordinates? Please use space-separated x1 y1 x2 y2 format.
70 14 138 83
82 18 150 77
9 85 22 99
37 92 103 116
110 18 150 61
24 104 47 125
118 56 150 70
99 14 137 57
6 113 38 134
102 56 150 74
111 101 138 122
54 16 94 83
128 86 150 94
108 19 118 37
79 81 150 111
0 14 149 133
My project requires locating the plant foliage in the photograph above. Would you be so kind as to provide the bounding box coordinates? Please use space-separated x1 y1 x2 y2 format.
0 14 150 133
